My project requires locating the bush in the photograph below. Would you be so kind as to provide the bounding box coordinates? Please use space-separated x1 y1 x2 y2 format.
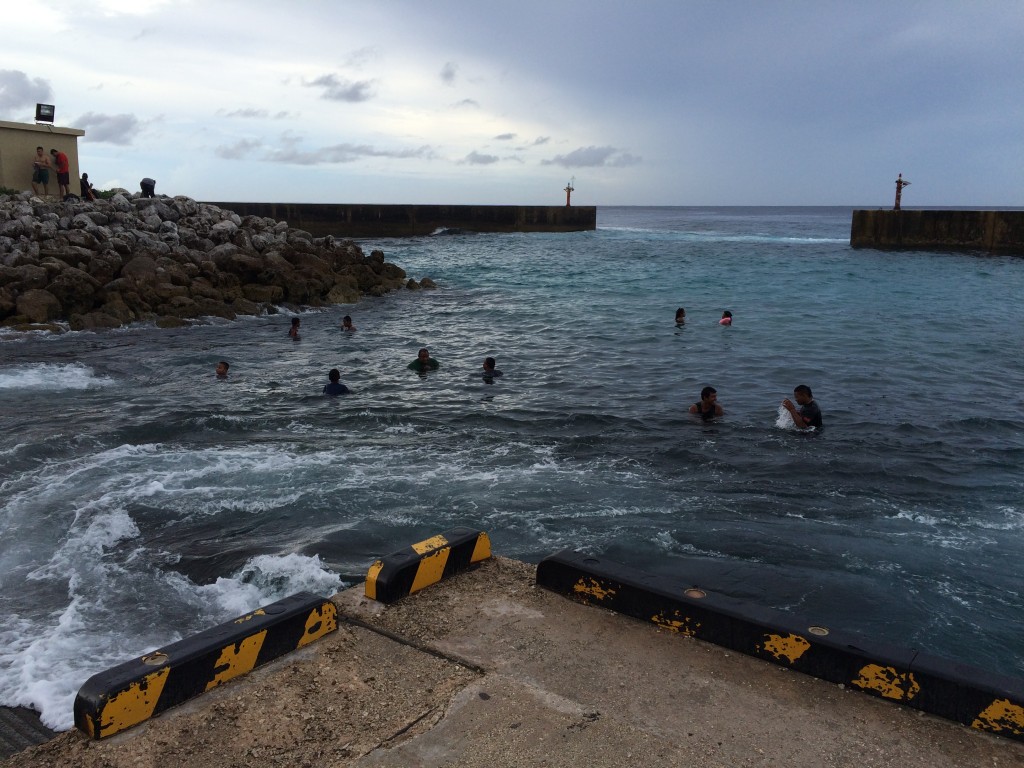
0 186 20 196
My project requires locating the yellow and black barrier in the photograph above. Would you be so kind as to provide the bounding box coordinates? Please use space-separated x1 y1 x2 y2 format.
74 591 337 739
365 527 491 603
536 549 1024 742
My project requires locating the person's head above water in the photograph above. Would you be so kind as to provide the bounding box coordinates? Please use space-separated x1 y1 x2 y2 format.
216 361 229 377
675 307 686 320
418 348 430 360
483 356 496 371
700 386 717 402
291 317 300 327
329 368 341 383
342 315 354 329
793 384 813 403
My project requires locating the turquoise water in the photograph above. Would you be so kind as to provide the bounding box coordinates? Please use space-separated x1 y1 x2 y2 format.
1 206 1023 729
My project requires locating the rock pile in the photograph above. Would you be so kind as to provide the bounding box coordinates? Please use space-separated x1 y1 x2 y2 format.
0 192 435 332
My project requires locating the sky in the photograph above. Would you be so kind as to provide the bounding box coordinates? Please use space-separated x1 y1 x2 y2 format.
2 1 1023 206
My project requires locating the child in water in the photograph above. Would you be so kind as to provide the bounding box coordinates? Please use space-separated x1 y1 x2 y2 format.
719 310 732 326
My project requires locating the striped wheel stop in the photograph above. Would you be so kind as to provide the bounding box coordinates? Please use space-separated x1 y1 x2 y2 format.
74 591 337 739
365 528 491 603
535 549 1024 741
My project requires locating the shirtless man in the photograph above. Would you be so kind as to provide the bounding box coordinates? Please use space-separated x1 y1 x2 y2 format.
31 147 51 197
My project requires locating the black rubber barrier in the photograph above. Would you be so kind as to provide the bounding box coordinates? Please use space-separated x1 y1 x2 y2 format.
536 549 1024 741
74 591 337 739
365 527 491 603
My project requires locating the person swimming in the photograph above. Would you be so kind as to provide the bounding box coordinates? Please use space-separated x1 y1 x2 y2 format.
341 315 356 331
480 356 503 381
719 310 732 326
323 368 351 396
408 348 439 372
689 385 724 420
675 307 686 325
289 317 301 339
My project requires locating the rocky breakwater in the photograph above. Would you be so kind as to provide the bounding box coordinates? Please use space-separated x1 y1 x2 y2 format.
0 192 434 332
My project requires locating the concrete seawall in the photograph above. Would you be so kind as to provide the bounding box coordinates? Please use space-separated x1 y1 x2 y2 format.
204 203 597 238
851 209 1024 254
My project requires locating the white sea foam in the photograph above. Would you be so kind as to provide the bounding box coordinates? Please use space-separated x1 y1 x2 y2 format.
0 362 115 391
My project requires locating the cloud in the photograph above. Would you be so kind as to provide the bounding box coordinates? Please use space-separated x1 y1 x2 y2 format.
75 112 141 145
453 99 479 108
306 74 375 102
0 70 54 116
219 108 292 120
494 133 516 140
440 62 458 85
533 136 550 146
265 142 436 165
462 151 499 165
215 139 264 160
542 145 641 168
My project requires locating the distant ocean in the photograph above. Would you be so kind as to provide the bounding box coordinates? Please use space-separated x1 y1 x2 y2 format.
2 206 1023 731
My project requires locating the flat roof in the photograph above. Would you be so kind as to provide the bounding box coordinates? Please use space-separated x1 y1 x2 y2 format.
0 120 85 137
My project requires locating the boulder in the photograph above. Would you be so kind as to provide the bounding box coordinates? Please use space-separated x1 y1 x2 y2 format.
16 288 62 322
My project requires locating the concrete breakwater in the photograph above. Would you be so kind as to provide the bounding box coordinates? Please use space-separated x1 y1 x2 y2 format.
0 192 429 332
851 209 1024 254
204 202 597 238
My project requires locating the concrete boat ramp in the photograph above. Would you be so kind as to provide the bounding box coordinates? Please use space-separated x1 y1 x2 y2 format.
3 553 1023 768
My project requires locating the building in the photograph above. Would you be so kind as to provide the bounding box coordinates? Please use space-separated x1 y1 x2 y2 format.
0 120 85 196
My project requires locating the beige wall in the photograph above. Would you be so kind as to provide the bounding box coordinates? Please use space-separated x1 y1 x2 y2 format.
0 120 85 196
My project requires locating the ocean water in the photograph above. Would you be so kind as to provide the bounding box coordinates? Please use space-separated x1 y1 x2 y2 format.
1 206 1023 730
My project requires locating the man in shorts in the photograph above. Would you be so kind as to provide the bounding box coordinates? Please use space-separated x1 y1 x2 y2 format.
31 146 51 197
50 149 71 198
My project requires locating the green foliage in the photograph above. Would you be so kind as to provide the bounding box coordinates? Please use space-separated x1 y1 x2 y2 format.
96 189 118 200
0 186 20 196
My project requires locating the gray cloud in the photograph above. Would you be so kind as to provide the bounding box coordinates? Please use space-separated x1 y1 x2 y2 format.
440 62 458 85
220 108 292 119
265 142 436 165
215 138 264 159
306 74 375 102
75 112 140 145
533 136 550 146
494 133 516 140
0 70 54 116
542 145 641 168
462 151 499 165
453 99 479 108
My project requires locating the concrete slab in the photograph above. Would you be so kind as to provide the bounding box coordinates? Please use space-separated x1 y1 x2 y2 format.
3 557 1023 768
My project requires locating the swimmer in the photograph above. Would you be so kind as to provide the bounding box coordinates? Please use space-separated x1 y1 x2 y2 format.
782 384 822 429
480 357 503 381
215 361 229 378
408 348 439 373
289 317 300 339
689 386 724 420
323 368 351 396
719 310 732 326
341 315 356 331
675 307 686 325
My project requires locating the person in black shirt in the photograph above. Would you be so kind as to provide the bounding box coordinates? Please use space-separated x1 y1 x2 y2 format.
689 386 724 420
782 384 822 429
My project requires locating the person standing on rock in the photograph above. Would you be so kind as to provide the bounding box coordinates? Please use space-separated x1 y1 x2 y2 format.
50 149 70 198
140 178 156 198
30 147 51 197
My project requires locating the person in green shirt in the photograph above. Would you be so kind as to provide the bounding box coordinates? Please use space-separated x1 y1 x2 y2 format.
408 348 439 373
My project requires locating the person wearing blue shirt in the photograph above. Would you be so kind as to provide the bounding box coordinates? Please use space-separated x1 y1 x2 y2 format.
323 368 350 396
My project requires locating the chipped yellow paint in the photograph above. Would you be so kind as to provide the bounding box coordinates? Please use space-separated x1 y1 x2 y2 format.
470 531 492 563
651 611 699 636
971 698 1024 735
205 630 267 691
759 633 811 664
233 608 266 624
364 559 384 600
851 664 920 701
98 666 171 737
411 534 449 555
572 577 616 601
411 547 450 594
299 603 338 647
